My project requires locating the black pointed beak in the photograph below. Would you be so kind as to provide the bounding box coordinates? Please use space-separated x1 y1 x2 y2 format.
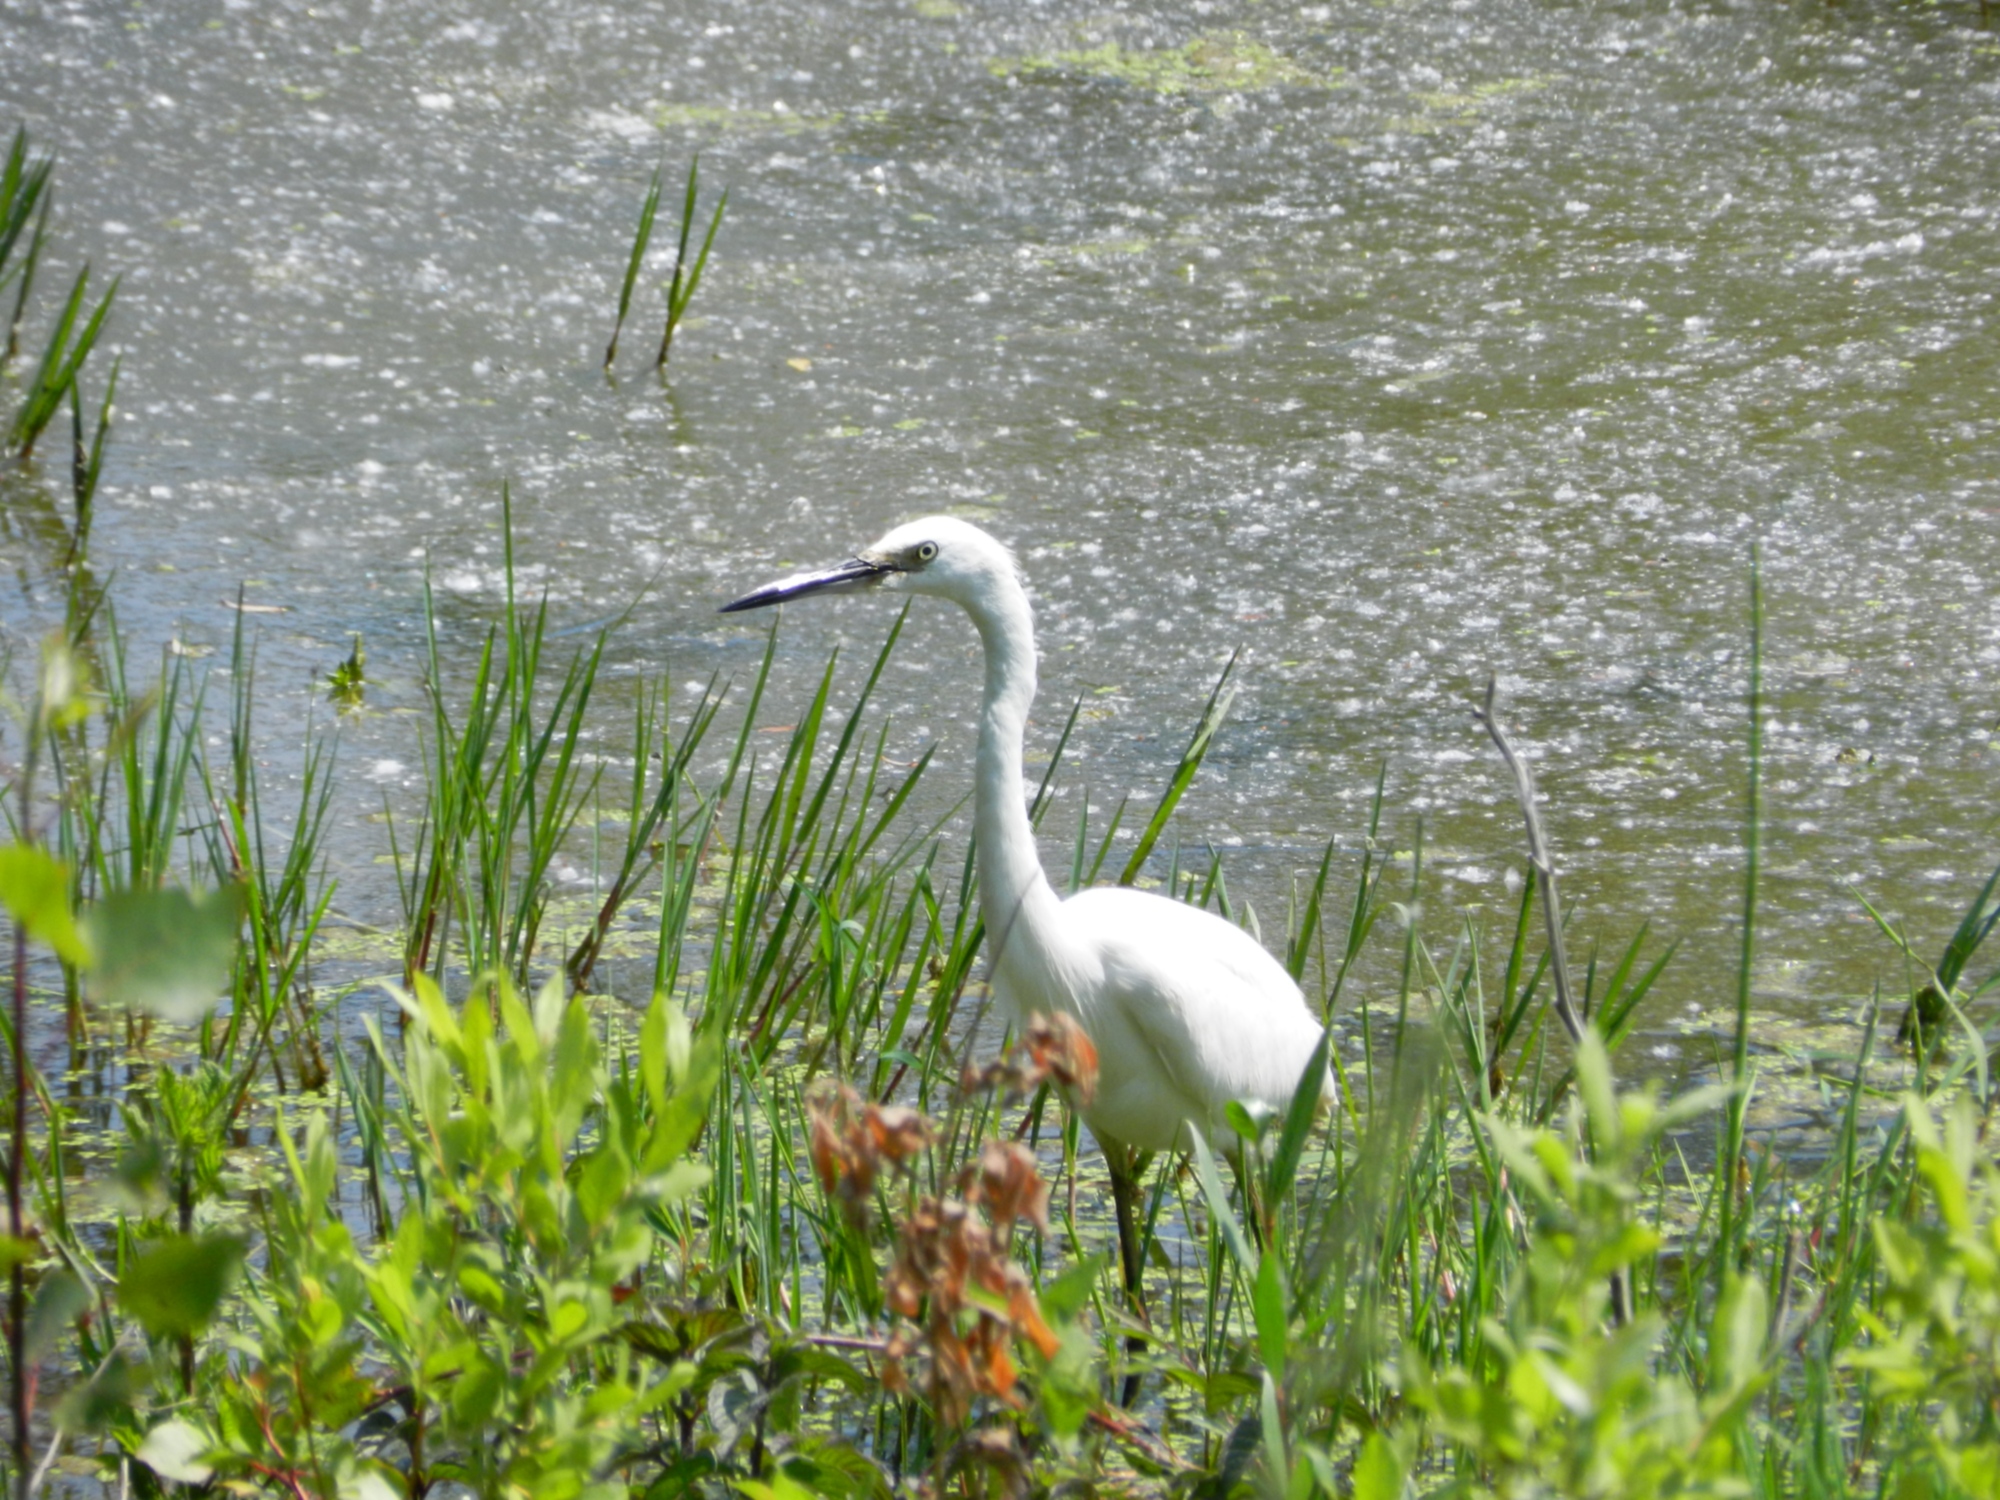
719 556 897 613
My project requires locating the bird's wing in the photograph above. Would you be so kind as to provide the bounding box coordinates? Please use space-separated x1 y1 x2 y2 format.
1063 886 1325 1128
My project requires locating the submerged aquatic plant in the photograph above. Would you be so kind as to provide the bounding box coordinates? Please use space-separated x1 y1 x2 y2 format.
325 631 366 714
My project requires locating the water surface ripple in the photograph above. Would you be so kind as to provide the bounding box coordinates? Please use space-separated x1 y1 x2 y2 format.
3 0 1996 1051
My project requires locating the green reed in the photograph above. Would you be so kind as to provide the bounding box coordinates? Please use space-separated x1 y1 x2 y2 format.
393 486 612 989
63 356 115 565
0 128 52 367
604 154 728 373
603 161 663 371
8 264 116 461
654 155 727 368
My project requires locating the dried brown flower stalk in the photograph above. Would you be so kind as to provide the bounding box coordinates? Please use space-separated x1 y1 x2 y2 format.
807 1083 932 1229
805 1015 1097 1434
959 1011 1098 1106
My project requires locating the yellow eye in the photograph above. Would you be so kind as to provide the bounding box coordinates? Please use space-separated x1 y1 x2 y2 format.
915 541 939 563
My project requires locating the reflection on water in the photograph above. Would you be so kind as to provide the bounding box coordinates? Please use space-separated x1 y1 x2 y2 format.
2 0 1996 1051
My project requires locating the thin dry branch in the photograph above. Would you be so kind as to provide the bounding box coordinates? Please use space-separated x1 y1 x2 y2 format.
1474 677 1587 1048
1474 675 1632 1327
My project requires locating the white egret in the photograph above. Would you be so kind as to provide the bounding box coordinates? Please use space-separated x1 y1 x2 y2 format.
722 517 1330 1355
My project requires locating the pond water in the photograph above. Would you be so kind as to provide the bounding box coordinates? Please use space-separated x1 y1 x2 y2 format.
2 0 1997 1070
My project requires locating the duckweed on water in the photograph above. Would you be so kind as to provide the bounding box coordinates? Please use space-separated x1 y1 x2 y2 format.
988 34 1342 97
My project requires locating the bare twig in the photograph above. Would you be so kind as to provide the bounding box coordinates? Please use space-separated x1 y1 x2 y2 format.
1473 678 1586 1049
25 1425 60 1499
1474 676 1632 1327
27 1333 133 1498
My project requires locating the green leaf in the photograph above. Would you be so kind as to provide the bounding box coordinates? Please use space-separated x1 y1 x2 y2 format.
774 1439 894 1500
25 1267 90 1362
1708 1270 1769 1395
1352 1430 1409 1500
51 1350 142 1434
534 968 568 1047
450 1354 504 1425
1574 1025 1618 1150
1187 1127 1258 1277
118 1232 245 1337
549 1295 592 1344
1253 1251 1288 1381
1259 1370 1288 1490
1039 1252 1106 1323
457 1263 509 1317
577 1142 633 1231
646 1028 721 1172
1224 1099 1262 1145
1589 1221 1662 1279
405 970 463 1051
136 1418 213 1483
641 990 671 1114
652 1159 711 1209
84 885 242 1021
770 1342 871 1395
0 844 90 966
1267 1027 1330 1209
342 1473 405 1500
734 1469 823 1500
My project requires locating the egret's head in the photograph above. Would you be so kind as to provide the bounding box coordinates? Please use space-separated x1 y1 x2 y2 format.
721 515 1019 614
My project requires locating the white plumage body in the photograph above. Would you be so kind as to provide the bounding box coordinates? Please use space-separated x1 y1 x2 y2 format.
989 884 1326 1153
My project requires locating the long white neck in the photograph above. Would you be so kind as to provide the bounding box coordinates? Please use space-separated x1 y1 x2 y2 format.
961 573 1063 982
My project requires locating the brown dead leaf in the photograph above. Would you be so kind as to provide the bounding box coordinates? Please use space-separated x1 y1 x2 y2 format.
863 1102 932 1163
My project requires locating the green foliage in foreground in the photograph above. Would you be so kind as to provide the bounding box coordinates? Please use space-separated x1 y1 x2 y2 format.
143 974 721 1500
0 528 1997 1499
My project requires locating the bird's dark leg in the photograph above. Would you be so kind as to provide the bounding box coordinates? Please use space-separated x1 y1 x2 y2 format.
1108 1145 1152 1407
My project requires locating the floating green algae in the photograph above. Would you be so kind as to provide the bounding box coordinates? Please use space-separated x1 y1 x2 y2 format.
989 32 1340 96
1397 74 1555 131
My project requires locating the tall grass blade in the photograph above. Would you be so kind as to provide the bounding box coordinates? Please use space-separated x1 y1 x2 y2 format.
0 128 54 292
566 674 725 990
1266 1026 1331 1212
1286 833 1337 983
65 356 116 562
12 264 117 458
0 129 54 374
1935 857 2000 994
1116 650 1237 887
4 170 52 364
604 163 663 370
654 155 727 368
